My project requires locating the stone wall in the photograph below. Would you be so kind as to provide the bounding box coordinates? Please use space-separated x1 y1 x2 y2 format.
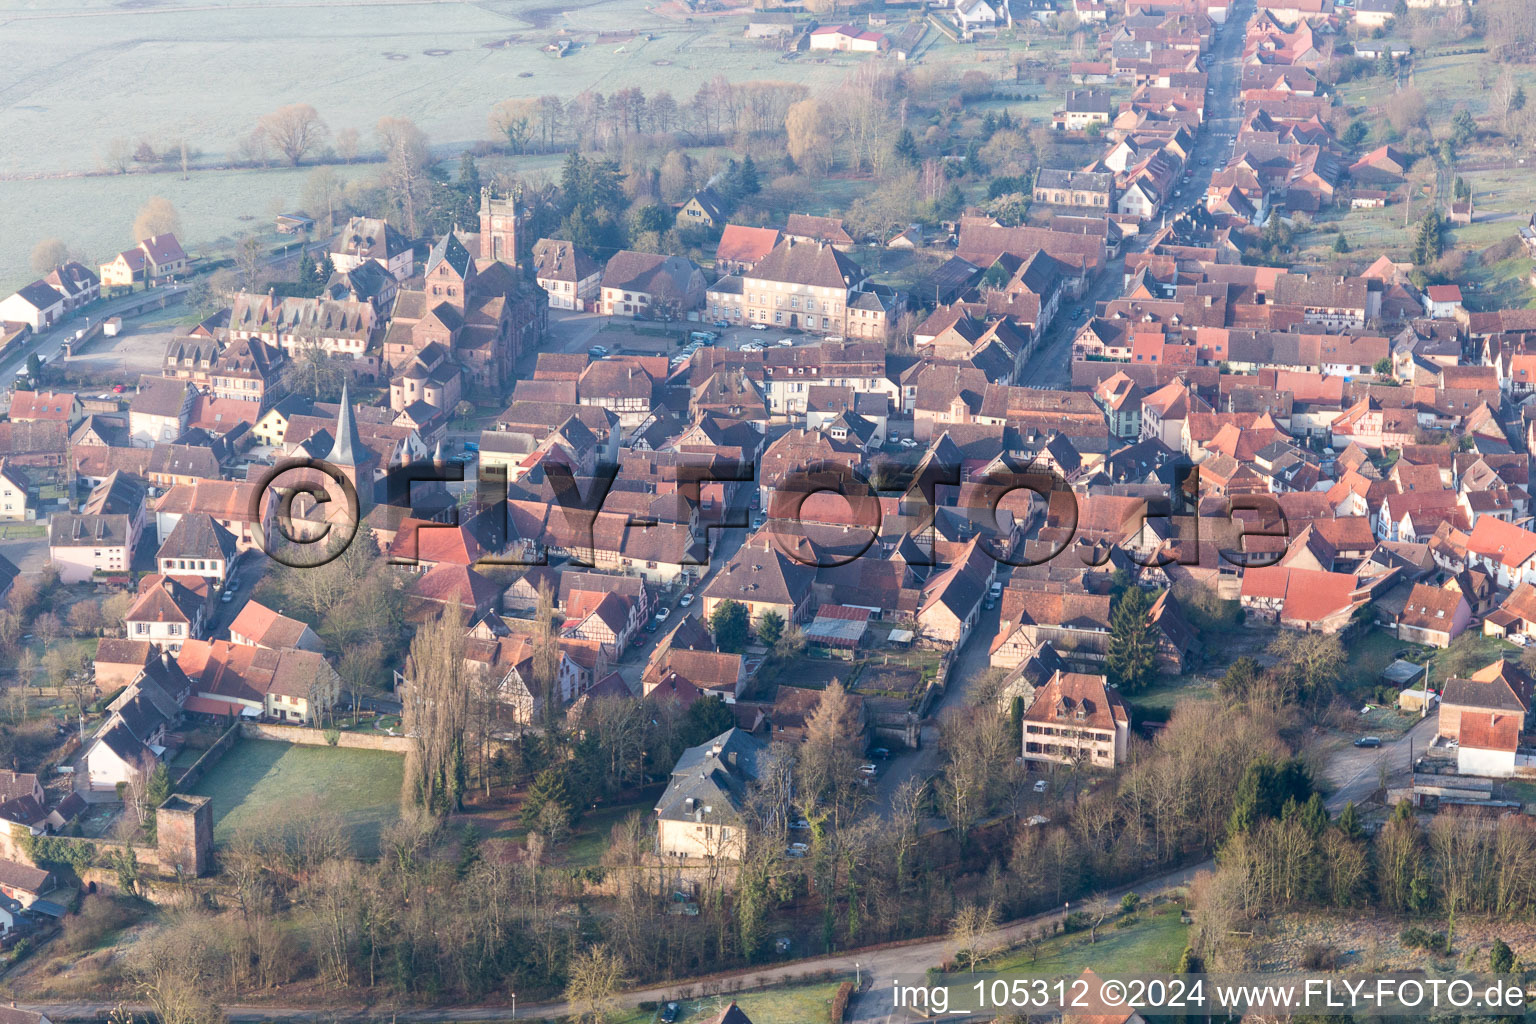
174 721 242 789
239 721 413 752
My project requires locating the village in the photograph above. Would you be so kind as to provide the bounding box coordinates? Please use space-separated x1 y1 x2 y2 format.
0 0 1534 1019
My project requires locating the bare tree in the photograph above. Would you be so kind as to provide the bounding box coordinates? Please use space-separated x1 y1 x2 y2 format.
104 137 134 174
565 942 627 1023
30 238 69 274
133 197 182 241
951 901 997 972
376 117 432 236
400 610 470 814
1082 892 1115 943
257 104 329 166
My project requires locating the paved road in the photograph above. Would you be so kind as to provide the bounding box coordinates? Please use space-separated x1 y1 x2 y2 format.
0 283 190 385
1321 713 1436 811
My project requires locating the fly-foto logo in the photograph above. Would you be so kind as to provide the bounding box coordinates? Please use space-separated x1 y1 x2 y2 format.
256 455 1293 571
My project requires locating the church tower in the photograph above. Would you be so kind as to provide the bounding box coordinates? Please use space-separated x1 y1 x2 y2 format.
479 186 522 265
326 381 379 514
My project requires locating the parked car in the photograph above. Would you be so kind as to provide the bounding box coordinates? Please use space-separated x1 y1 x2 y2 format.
1034 778 1049 793
645 619 660 633
679 593 695 607
785 843 808 858
789 818 811 831
777 338 794 347
871 747 890 759
858 763 877 776
713 319 731 328
750 323 768 331
631 634 645 648
989 581 1003 598
1354 736 1382 748
899 437 918 449
588 345 608 357
221 592 234 603
656 607 671 622
661 1003 680 1023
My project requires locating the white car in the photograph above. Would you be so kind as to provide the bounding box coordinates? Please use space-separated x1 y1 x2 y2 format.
750 323 768 331
777 338 794 347
858 763 877 776
679 593 695 607
656 607 671 622
899 437 918 449
1033 779 1048 793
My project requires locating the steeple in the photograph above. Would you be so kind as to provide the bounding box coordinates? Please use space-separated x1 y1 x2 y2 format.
327 381 366 468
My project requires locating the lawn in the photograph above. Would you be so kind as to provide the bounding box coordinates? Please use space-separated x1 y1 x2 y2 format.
927 902 1192 1015
185 739 404 858
1339 627 1415 690
598 980 849 1024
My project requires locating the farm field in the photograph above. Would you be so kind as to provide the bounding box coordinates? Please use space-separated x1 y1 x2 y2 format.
0 164 371 295
185 738 405 858
0 0 900 182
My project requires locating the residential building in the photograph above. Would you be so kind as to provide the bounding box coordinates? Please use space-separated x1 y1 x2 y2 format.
1033 169 1115 209
330 217 415 281
99 233 188 289
654 728 766 859
531 238 601 310
0 282 65 331
599 251 706 318
1020 670 1130 768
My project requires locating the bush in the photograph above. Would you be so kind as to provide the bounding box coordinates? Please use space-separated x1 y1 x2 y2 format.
1063 911 1091 932
830 980 855 1022
60 894 139 954
1301 943 1340 970
1400 927 1451 955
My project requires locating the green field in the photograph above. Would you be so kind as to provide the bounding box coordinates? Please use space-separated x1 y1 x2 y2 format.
600 980 849 1024
929 902 1192 1014
186 739 404 858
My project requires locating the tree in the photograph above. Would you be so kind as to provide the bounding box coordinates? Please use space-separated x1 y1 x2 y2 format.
893 127 921 167
1491 937 1515 974
233 234 265 288
1450 109 1477 147
737 153 760 195
1227 757 1312 836
754 609 785 646
532 580 561 725
257 103 329 165
521 767 573 832
489 98 537 154
133 197 181 242
1333 232 1350 254
301 167 348 235
1106 585 1156 693
30 238 69 275
142 764 172 841
1083 892 1115 943
785 99 833 175
951 901 997 972
400 611 470 814
376 117 432 236
709 599 750 653
1267 631 1345 705
565 943 627 1024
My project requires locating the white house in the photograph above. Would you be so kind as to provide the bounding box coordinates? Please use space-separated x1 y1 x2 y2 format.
0 281 66 331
